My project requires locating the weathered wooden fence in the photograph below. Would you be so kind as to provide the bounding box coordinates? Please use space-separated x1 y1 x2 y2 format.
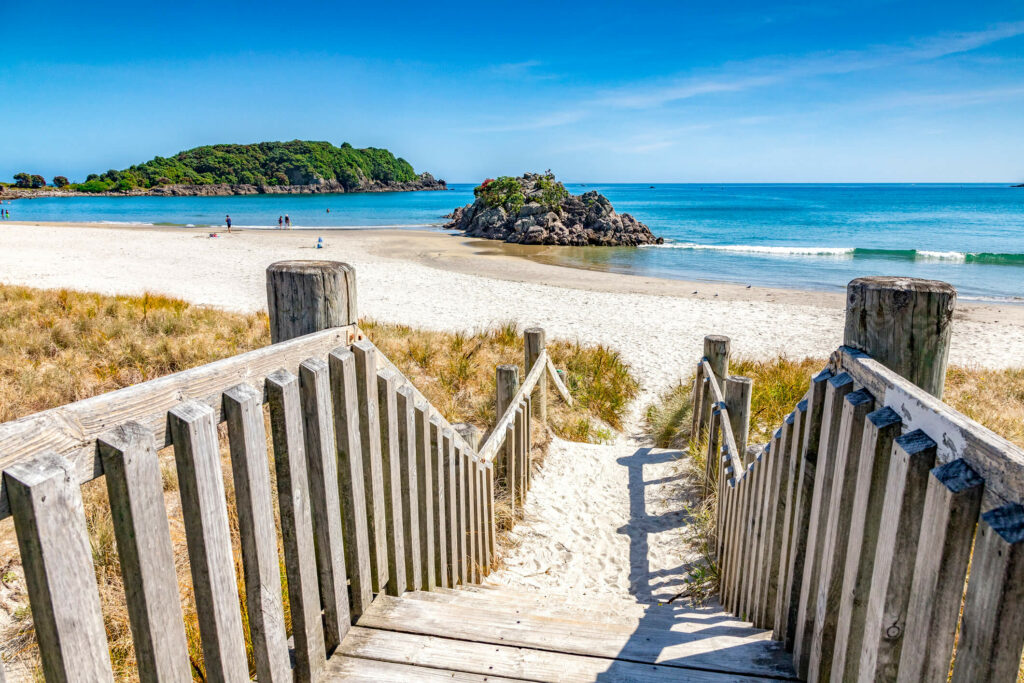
696 276 1024 682
0 260 566 682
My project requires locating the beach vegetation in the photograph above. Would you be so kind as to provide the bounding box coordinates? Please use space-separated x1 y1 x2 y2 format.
70 140 419 192
475 175 525 213
51 175 69 188
73 179 116 193
536 172 569 212
646 356 1024 451
0 284 638 678
12 173 46 189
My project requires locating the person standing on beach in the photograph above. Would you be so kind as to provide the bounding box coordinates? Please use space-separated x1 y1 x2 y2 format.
225 215 232 232
284 214 291 228
278 215 283 229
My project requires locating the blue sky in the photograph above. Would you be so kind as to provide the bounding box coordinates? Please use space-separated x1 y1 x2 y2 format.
2 1 1023 182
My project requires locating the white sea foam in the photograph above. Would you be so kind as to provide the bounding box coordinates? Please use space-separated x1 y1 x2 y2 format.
917 250 967 261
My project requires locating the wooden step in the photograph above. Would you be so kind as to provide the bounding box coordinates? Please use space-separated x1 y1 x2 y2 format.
357 594 798 680
339 625 780 682
405 588 757 633
461 583 725 617
455 584 653 613
325 654 526 681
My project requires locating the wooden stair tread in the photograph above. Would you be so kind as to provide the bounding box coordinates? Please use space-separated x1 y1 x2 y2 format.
405 589 760 633
325 653 527 681
338 625 782 682
356 593 798 679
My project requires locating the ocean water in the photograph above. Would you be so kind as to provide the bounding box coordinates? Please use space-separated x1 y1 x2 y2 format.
5 183 1022 300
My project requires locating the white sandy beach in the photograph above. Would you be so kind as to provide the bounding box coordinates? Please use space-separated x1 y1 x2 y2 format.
2 221 1023 607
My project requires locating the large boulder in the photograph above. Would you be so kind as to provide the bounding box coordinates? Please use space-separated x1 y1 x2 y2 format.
445 172 663 246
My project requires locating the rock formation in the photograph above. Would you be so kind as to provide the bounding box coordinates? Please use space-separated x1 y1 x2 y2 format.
445 173 663 246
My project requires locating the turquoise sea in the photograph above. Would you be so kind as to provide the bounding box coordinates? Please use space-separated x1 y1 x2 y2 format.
5 183 1023 301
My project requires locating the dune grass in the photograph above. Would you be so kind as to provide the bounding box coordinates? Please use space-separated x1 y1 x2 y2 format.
0 284 638 679
647 356 1024 452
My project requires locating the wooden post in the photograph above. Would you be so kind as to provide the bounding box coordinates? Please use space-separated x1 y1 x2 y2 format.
701 335 731 428
898 458 983 683
773 400 807 640
781 370 831 649
352 341 389 594
298 358 350 649
265 370 328 681
704 335 731 389
223 384 291 683
168 402 249 679
430 417 449 588
808 388 875 681
376 369 408 597
859 429 937 682
266 260 357 343
5 452 114 682
496 365 520 421
793 372 853 677
328 349 374 620
724 376 753 463
951 503 1024 682
496 365 519 486
690 363 706 440
759 415 794 629
843 276 956 398
704 407 720 494
829 406 902 682
97 424 191 683
524 328 547 424
395 386 423 591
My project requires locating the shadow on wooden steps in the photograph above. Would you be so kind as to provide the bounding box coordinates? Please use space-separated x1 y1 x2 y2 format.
326 570 797 680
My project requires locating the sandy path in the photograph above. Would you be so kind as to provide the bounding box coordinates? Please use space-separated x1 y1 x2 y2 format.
484 435 698 606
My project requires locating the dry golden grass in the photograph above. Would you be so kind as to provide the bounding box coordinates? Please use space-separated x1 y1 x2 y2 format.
361 319 638 442
0 285 269 424
0 284 638 679
647 356 1024 452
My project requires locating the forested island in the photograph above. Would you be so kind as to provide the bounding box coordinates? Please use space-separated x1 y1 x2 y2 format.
1 140 445 198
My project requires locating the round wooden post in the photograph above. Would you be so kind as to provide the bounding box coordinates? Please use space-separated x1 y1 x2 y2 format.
725 375 753 460
844 277 956 398
524 328 547 424
703 335 731 389
496 365 520 420
701 335 731 431
266 261 358 343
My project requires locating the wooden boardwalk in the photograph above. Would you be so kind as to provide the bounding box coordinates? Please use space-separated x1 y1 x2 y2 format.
324 585 798 681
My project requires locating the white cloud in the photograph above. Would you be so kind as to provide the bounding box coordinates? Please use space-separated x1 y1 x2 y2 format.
593 21 1024 109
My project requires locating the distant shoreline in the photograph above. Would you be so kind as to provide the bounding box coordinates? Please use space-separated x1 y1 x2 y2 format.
0 178 448 201
5 220 1024 310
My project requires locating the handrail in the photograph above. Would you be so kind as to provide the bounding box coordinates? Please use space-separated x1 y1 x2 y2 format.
477 349 548 463
0 325 358 519
545 357 574 406
700 359 744 486
833 345 1024 507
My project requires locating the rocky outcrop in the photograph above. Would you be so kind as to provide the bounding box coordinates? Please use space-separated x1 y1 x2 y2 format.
4 173 446 200
445 173 662 246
